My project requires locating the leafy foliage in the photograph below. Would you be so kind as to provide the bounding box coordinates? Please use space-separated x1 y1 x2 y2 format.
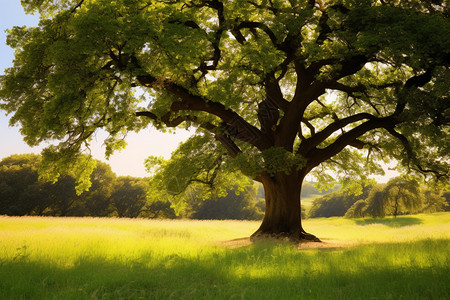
1 1 449 234
186 186 264 220
109 177 147 218
309 184 372 218
0 154 262 220
0 154 42 215
344 177 448 218
0 154 123 217
305 176 449 219
141 200 177 219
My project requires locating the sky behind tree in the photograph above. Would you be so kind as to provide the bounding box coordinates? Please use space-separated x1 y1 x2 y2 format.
0 0 191 177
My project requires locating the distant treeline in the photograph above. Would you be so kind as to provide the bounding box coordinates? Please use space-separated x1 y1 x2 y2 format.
0 154 266 219
308 178 449 218
4 154 445 220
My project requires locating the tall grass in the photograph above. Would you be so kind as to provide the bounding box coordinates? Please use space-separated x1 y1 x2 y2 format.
0 214 449 299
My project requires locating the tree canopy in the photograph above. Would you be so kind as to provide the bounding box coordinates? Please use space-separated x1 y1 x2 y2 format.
1 0 449 240
0 154 115 216
344 176 448 218
0 154 262 219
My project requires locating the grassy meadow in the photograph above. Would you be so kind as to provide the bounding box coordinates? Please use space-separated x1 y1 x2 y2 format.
0 213 449 299
300 194 321 213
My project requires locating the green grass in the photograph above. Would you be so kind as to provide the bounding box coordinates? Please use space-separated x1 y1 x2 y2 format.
0 214 449 299
301 194 321 212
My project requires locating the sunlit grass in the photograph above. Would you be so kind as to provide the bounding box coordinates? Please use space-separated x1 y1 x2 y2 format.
301 194 321 212
0 214 449 299
305 212 450 243
0 217 257 267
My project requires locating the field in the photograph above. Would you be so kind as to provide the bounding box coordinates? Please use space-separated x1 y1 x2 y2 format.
301 194 322 213
0 213 449 299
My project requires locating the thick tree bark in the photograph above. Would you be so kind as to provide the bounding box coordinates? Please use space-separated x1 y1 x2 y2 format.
251 172 321 243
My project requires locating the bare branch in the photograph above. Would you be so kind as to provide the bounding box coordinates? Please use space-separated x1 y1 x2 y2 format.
234 21 279 47
306 116 396 167
325 82 366 94
348 139 366 149
214 134 242 158
301 119 316 136
300 113 376 155
71 0 85 13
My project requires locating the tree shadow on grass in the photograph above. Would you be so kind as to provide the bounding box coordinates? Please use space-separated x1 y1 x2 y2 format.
354 216 423 227
0 239 448 300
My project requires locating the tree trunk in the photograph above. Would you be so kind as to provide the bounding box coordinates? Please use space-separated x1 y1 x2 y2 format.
251 172 321 243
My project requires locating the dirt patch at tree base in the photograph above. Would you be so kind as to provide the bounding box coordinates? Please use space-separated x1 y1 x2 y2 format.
219 237 360 250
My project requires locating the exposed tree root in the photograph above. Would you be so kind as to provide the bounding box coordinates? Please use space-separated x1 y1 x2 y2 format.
250 230 321 243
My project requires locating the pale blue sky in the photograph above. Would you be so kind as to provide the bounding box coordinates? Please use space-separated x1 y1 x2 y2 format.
0 0 191 177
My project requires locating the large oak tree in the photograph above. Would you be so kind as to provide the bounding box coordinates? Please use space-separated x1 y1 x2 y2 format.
1 0 449 241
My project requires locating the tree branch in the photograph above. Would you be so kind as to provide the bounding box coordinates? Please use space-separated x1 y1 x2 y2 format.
136 110 243 157
130 54 267 149
299 113 376 155
136 111 187 128
306 117 396 167
71 0 85 13
404 67 434 88
301 119 316 136
275 53 370 150
330 55 369 81
394 67 436 116
386 127 448 179
264 76 289 110
325 82 367 94
214 134 242 158
348 139 367 149
234 21 279 47
167 87 266 147
173 1 224 80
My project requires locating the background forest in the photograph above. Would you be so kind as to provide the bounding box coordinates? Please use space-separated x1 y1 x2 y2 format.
1 154 447 219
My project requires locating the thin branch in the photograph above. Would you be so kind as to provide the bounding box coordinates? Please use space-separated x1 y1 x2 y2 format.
71 0 85 13
275 56 292 82
394 67 436 116
302 119 316 136
386 127 447 179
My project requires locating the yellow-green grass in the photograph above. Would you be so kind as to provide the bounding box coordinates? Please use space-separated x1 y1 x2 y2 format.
0 213 449 299
301 194 322 213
